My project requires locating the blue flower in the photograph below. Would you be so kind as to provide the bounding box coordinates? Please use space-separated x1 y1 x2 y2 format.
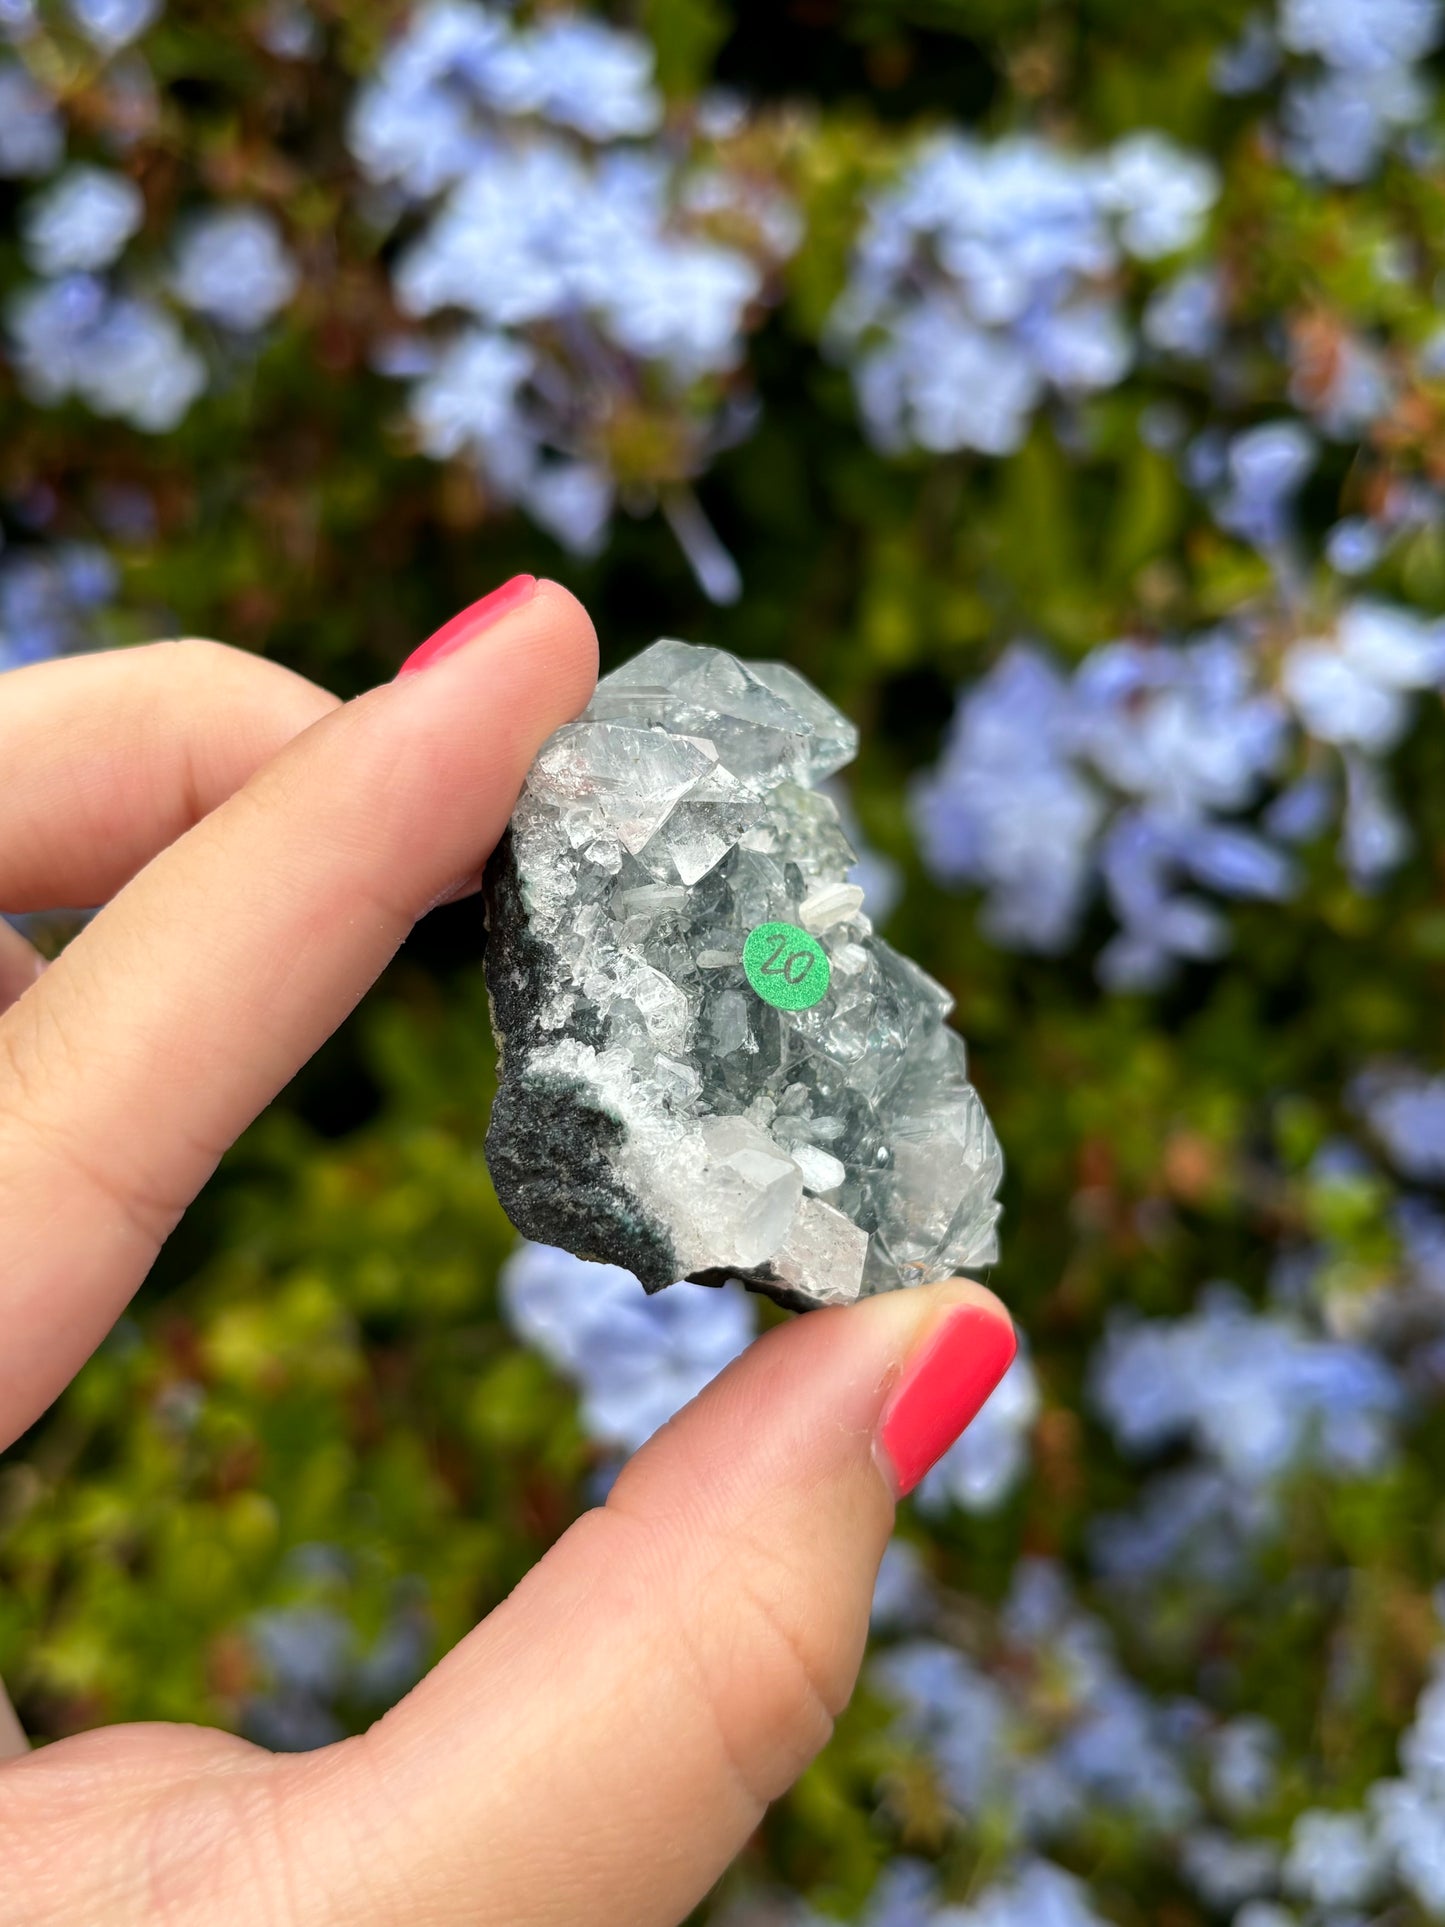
249 1605 353 1700
1341 749 1410 883
869 1539 930 1632
0 61 63 177
241 1591 430 1752
0 542 117 670
1289 330 1394 436
1283 63 1431 180
1395 1197 1445 1297
500 1242 755 1453
520 459 615 559
0 0 39 42
833 128 1214 459
1092 1287 1401 1489
171 206 299 332
1098 133 1219 259
1271 0 1443 180
873 1638 1012 1811
22 164 145 274
1072 635 1288 816
348 0 659 197
1326 516 1386 575
1283 602 1445 754
519 14 661 140
1279 0 1441 73
350 11 783 593
858 1859 945 1927
1091 1466 1270 1590
1180 1830 1281 1911
65 0 161 53
953 1860 1110 1927
876 1561 1198 1845
1284 1808 1388 1907
1232 1905 1299 1927
1212 420 1317 552
1214 15 1283 91
1144 267 1225 359
8 275 207 430
1264 770 1336 842
912 645 1103 950
406 326 533 461
918 593 1445 980
1401 1656 1445 1794
854 305 1045 457
395 143 760 382
1354 1065 1445 1182
1211 1717 1282 1817
258 2 320 60
1373 1776 1445 1913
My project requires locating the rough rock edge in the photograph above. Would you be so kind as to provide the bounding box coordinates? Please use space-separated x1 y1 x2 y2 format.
483 829 679 1290
483 829 823 1312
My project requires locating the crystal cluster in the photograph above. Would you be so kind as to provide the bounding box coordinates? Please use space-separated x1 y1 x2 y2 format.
483 640 1003 1309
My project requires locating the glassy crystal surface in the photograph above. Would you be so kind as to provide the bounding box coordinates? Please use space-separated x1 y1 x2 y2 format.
483 639 1004 1309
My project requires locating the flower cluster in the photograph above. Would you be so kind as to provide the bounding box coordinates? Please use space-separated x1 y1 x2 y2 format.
1355 1064 1445 1185
8 274 207 434
0 7 301 432
1158 1628 1445 1921
916 597 1445 986
832 132 1217 458
351 0 794 596
1217 0 1445 182
1092 1288 1402 1492
782 1855 1108 1927
853 1250 1445 1924
240 1555 431 1754
0 541 116 671
170 207 299 334
499 1242 756 1455
875 1559 1199 1844
1212 0 1442 179
0 60 63 178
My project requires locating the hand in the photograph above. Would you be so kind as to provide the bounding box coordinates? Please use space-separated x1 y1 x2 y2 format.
0 581 1016 1927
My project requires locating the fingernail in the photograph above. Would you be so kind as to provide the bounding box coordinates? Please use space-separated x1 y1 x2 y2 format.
395 575 537 679
876 1302 1018 1498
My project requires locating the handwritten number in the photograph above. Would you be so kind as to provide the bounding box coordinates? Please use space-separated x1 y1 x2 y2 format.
760 934 815 986
760 935 789 976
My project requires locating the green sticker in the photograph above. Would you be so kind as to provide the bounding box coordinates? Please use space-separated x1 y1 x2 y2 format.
743 920 831 1011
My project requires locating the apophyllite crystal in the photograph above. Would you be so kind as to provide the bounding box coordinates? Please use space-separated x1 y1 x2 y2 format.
483 640 1003 1310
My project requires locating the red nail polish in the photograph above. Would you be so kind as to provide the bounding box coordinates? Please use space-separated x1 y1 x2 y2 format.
877 1304 1018 1498
395 575 537 679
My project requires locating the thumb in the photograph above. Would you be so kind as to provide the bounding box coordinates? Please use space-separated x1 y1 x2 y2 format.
288 1278 1017 1927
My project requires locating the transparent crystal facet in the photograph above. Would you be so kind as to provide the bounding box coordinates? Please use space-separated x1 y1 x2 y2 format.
483 640 1004 1309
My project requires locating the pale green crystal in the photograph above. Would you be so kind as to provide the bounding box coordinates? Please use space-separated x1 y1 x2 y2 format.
483 638 1004 1310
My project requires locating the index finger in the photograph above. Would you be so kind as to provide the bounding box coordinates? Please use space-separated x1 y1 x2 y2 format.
0 580 596 1449
0 640 339 912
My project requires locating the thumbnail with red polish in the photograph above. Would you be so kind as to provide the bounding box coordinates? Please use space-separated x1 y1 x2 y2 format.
878 1303 1019 1497
395 574 537 679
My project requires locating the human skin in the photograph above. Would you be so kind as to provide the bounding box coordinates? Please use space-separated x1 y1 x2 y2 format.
0 582 1014 1926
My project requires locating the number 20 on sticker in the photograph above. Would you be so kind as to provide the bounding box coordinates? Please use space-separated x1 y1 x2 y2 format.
742 921 832 1012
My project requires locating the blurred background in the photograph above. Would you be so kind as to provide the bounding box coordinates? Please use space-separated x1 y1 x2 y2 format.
4 0 1445 1921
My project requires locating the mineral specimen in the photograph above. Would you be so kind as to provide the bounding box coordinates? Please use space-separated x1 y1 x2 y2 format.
483 639 1003 1310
